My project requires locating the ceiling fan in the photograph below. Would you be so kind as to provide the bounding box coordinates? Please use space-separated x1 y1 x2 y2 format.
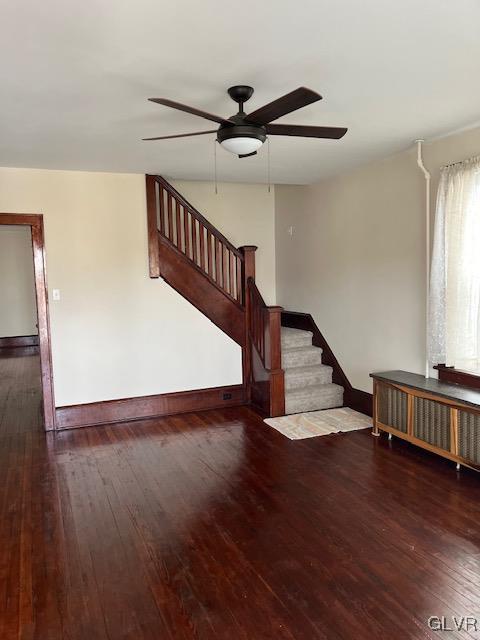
143 85 347 158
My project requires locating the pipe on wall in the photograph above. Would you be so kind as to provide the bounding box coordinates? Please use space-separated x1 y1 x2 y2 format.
415 139 431 379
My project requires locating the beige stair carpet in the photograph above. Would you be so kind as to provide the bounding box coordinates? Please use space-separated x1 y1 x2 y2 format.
281 327 343 414
264 407 371 440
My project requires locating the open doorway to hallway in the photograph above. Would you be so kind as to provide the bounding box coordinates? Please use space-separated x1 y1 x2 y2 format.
0 214 55 430
0 225 43 434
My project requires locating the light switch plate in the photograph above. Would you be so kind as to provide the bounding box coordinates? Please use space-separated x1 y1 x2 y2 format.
52 289 61 301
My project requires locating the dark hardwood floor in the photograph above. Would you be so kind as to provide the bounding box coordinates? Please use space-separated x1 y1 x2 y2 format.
1 354 480 639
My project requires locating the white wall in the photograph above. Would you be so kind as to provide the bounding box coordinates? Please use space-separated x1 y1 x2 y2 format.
0 168 276 406
0 225 38 337
275 125 480 393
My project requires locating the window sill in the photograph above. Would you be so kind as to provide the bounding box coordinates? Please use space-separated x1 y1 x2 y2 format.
434 365 480 391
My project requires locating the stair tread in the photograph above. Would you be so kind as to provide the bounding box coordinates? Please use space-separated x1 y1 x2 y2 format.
281 327 313 338
284 364 332 379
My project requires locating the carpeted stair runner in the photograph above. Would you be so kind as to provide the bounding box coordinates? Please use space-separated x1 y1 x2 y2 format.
281 327 344 414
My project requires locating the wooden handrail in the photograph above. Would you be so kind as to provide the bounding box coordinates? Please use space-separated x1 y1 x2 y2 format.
147 174 245 306
152 175 243 258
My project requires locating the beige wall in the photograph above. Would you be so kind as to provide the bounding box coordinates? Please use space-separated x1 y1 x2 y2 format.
0 225 38 337
0 168 276 406
275 125 480 393
172 180 276 305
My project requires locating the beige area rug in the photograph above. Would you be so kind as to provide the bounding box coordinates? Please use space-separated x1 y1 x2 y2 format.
264 407 371 440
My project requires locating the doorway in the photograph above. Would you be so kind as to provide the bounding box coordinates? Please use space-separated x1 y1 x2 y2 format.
0 214 55 430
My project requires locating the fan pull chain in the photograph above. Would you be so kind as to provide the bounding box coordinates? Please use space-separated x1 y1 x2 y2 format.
267 138 271 193
213 139 218 195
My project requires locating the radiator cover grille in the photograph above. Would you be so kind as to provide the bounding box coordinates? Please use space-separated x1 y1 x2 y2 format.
413 397 450 450
377 385 408 433
458 410 480 464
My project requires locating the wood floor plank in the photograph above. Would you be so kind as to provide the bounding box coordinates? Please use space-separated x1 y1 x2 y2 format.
1 353 480 639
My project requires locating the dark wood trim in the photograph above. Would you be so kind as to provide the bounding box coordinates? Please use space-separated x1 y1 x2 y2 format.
247 278 285 417
0 213 56 430
281 310 352 391
160 233 244 310
281 310 373 416
343 388 373 417
0 346 39 358
146 175 161 278
55 384 246 430
434 364 480 391
0 334 39 348
158 235 245 346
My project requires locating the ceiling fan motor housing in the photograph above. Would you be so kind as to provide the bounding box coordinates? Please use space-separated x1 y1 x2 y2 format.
217 121 266 146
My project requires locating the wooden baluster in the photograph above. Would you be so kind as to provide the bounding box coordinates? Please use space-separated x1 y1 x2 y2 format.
215 238 222 286
184 208 190 258
199 224 205 272
207 230 213 278
158 185 165 237
230 251 235 299
167 194 173 241
192 218 198 265
236 256 242 303
223 245 229 294
175 201 181 250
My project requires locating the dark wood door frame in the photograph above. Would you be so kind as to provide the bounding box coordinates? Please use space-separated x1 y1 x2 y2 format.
0 213 56 430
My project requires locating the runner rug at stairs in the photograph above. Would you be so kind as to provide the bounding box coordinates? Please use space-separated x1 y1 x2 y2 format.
264 407 371 440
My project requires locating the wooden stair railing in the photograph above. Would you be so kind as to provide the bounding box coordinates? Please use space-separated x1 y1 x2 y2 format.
247 277 285 417
146 174 245 345
146 174 284 417
147 175 244 304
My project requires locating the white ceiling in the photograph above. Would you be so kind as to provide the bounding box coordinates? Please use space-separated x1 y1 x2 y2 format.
1 0 480 184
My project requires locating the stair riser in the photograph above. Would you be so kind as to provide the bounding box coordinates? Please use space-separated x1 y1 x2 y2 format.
281 336 313 349
285 390 344 415
285 369 332 390
282 350 323 368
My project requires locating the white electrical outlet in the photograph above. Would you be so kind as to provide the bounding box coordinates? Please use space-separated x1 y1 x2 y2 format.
288 225 295 236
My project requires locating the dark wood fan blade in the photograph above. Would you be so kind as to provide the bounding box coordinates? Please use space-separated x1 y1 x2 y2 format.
143 130 217 141
148 98 231 125
245 87 322 125
266 124 348 139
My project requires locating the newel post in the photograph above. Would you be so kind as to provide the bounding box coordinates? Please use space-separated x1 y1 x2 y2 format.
239 246 257 400
145 175 160 278
239 245 257 287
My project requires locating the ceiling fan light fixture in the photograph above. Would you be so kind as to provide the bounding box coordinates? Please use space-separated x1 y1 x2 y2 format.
220 136 263 156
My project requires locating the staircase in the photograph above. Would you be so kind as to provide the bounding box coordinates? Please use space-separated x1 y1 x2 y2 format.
281 328 343 414
145 174 350 419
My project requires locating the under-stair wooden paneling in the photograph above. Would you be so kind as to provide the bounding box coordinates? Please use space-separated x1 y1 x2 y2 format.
158 235 245 346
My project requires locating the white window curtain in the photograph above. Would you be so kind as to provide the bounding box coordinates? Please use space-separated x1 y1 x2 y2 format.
428 156 480 372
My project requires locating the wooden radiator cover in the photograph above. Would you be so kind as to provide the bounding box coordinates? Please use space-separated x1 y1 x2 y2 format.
371 372 480 472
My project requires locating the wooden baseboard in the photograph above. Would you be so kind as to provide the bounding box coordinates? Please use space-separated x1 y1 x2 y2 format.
0 334 39 348
344 388 373 417
55 384 246 430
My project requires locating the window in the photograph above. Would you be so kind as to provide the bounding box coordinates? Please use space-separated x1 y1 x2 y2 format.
429 156 480 378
